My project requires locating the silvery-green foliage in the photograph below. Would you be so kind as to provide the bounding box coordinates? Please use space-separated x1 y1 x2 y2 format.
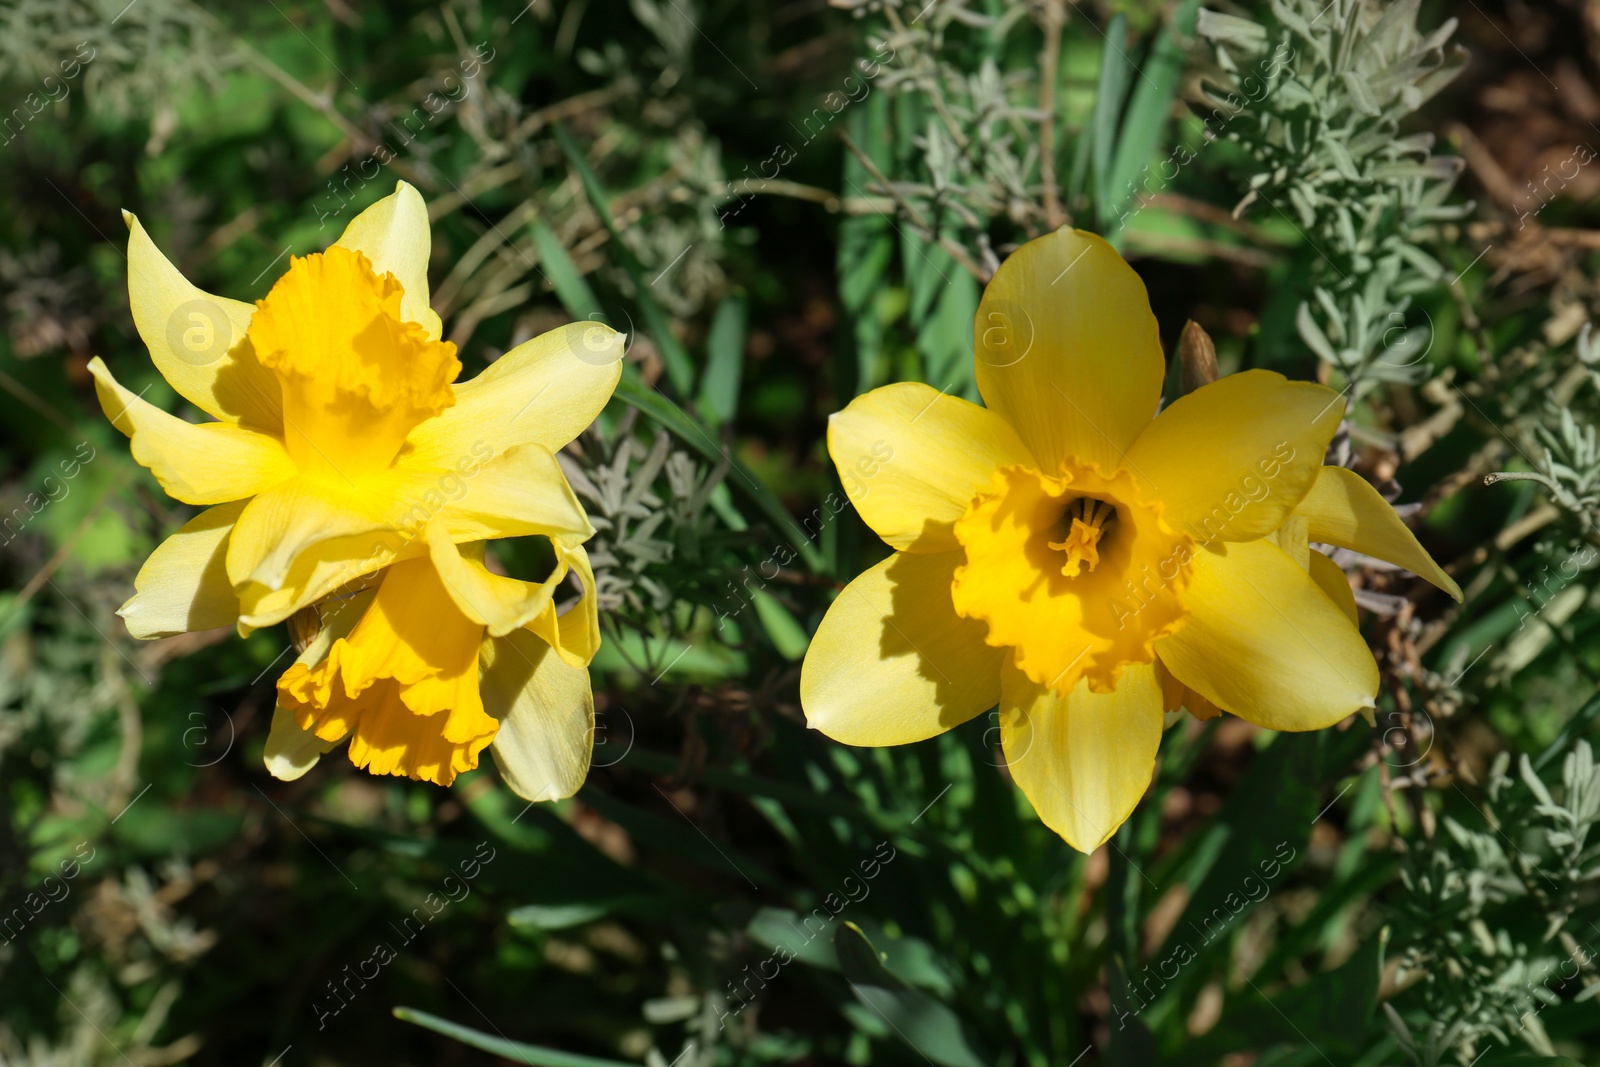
1387 742 1600 1064
560 417 727 621
0 601 130 801
1487 322 1600 524
1196 0 1469 396
842 0 1048 241
0 0 232 123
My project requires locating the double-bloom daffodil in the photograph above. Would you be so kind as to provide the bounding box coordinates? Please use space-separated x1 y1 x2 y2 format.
801 228 1461 852
93 182 621 800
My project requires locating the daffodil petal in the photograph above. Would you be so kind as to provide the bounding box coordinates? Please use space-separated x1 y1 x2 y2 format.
999 658 1163 852
263 706 344 781
118 500 246 639
226 476 401 598
1126 370 1343 544
233 446 591 630
1294 465 1462 601
332 180 441 339
525 543 601 668
263 585 374 781
236 533 410 633
1272 513 1311 570
801 550 1004 746
1308 550 1359 625
828 382 1034 552
89 357 296 505
483 628 595 802
428 533 565 638
124 211 283 431
403 322 624 467
1155 539 1379 732
973 228 1164 474
417 443 595 544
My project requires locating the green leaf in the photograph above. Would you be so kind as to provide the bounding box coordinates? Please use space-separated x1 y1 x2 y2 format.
697 291 747 427
1163 733 1318 946
1168 928 1386 1064
752 588 808 661
1103 0 1202 236
1087 12 1133 208
553 123 695 394
530 218 601 321
392 1007 634 1067
834 923 988 1067
915 269 979 400
613 370 826 572
506 901 653 931
747 907 955 996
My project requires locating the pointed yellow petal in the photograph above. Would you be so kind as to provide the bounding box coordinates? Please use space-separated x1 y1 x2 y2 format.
233 445 592 631
123 211 283 430
1127 370 1344 544
801 550 1004 746
332 180 442 338
226 475 403 597
264 706 344 781
263 585 374 781
118 500 246 639
524 542 601 668
402 322 624 467
426 443 595 544
428 533 565 638
1308 549 1359 625
1000 659 1163 851
1294 465 1462 600
1155 539 1379 731
1271 513 1311 570
89 357 296 505
483 628 595 802
827 382 1034 552
236 532 414 633
973 228 1164 473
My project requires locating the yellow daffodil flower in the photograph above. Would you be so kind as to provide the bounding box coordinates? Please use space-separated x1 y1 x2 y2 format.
94 181 623 798
800 228 1462 852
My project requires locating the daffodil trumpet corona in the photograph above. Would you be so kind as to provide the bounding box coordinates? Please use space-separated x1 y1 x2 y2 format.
95 181 621 799
800 227 1462 853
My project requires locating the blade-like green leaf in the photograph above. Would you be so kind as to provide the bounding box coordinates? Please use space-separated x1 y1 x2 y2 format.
1082 12 1132 206
392 1006 634 1067
530 217 602 321
1167 928 1386 1064
697 291 747 427
553 123 695 393
1103 0 1202 236
835 922 988 1067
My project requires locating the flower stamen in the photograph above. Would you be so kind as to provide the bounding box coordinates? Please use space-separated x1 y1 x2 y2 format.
1049 496 1117 577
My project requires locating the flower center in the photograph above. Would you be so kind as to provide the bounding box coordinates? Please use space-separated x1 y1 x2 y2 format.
951 462 1195 695
1048 496 1117 577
